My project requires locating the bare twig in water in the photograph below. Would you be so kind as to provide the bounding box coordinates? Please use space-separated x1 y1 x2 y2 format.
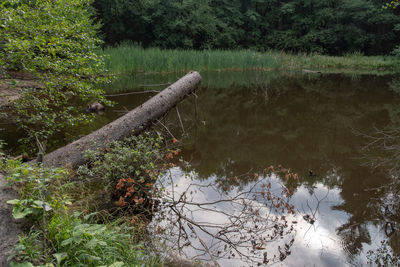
156 119 176 140
302 189 330 237
151 167 298 266
175 106 185 134
355 126 400 174
187 223 220 266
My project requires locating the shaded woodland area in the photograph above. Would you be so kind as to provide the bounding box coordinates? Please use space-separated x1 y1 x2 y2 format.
93 0 400 55
2 0 400 266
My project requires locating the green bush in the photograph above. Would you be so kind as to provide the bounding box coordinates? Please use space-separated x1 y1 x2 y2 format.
0 0 102 75
0 0 110 148
78 133 177 215
5 161 71 222
9 212 150 266
46 213 147 266
5 161 157 266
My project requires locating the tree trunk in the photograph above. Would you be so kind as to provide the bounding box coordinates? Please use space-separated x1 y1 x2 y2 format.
41 71 201 169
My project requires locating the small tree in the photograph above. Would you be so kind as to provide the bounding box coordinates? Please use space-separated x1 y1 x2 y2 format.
0 0 110 151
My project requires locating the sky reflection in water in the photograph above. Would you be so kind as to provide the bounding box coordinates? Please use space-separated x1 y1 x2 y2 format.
145 72 400 266
2 71 397 266
154 167 388 267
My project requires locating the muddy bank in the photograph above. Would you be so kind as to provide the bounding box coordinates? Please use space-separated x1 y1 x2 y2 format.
0 77 40 107
0 173 23 267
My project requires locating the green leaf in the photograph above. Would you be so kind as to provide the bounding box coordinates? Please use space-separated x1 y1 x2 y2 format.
53 252 68 265
108 262 125 267
10 262 35 267
12 206 34 219
6 199 21 205
32 200 52 211
60 237 73 247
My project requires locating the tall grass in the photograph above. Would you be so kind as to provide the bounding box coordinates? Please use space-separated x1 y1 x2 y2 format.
100 70 296 94
100 43 400 74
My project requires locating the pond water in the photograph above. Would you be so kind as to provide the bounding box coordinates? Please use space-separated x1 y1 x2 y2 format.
109 71 400 266
1 71 400 266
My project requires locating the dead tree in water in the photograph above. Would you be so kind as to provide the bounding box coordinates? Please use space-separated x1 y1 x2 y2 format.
37 71 201 169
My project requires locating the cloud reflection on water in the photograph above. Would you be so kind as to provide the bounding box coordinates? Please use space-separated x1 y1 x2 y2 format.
151 167 296 266
151 167 388 266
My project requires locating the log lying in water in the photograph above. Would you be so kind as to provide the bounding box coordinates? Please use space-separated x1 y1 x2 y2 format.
41 71 202 169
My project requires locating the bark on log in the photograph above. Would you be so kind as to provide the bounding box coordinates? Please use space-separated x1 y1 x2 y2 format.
41 71 201 169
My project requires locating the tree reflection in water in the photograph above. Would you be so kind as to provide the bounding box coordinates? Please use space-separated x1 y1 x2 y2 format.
150 166 298 266
358 126 400 265
98 72 400 265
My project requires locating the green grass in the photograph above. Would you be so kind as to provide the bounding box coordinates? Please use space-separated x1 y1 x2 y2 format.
10 212 157 267
100 70 294 94
100 43 400 74
4 159 162 267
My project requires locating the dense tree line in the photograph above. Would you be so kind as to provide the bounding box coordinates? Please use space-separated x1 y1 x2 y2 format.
93 0 400 55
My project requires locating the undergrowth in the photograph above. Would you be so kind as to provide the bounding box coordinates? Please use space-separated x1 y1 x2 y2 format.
77 133 179 219
3 133 178 266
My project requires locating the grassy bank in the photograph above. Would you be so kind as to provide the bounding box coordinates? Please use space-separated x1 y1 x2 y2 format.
1 134 170 266
101 43 400 74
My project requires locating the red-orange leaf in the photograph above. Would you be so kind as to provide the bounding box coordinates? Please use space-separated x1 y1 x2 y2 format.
116 197 127 207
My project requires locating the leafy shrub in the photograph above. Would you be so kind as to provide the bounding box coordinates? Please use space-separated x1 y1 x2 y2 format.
78 133 179 215
5 162 71 222
9 212 150 266
0 0 110 148
46 213 147 266
9 230 44 265
5 161 158 266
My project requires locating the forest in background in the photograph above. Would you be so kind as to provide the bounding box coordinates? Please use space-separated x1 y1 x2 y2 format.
2 1 400 266
93 0 400 56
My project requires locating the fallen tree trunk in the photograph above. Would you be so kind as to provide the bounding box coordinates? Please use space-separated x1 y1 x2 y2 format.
41 71 201 169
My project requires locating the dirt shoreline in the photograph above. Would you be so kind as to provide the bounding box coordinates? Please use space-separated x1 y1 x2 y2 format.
0 73 38 266
0 77 40 107
0 173 23 267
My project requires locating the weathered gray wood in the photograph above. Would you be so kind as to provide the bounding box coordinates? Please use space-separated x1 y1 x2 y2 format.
41 71 201 169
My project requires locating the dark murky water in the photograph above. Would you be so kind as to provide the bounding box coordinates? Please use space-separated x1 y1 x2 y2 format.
105 72 400 266
2 71 400 266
